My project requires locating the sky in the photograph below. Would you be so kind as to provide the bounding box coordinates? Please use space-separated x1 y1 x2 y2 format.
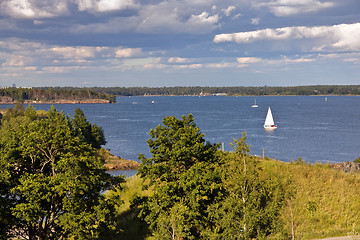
0 0 359 87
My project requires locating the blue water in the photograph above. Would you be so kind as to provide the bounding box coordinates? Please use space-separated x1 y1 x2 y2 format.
2 96 360 164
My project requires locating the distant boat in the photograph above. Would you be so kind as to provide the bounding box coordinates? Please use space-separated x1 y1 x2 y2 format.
151 100 155 104
264 107 277 130
251 99 258 108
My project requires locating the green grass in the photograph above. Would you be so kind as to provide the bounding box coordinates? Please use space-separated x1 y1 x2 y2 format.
110 158 360 240
261 158 360 239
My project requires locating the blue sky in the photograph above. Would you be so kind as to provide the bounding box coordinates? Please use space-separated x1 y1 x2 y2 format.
0 0 359 87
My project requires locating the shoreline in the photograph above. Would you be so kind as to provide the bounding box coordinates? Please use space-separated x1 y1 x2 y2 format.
0 99 112 104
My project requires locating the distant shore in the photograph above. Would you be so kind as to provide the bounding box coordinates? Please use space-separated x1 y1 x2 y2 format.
0 99 111 104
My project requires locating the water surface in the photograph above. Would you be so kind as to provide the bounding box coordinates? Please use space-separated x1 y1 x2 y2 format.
2 96 359 163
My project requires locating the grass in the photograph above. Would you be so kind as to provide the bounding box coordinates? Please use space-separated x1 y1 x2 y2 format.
261 158 360 239
110 157 360 240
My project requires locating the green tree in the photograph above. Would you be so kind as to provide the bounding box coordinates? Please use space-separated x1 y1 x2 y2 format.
138 114 222 239
71 108 106 149
0 106 122 240
209 135 288 239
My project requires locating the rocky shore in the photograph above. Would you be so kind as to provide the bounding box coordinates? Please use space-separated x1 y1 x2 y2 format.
332 162 360 173
97 149 140 170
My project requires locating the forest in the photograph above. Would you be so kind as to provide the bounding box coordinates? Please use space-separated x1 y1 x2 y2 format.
0 106 360 240
1 85 360 104
0 87 116 103
90 85 360 96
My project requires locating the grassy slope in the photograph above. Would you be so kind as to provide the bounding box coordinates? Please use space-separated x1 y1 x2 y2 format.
261 159 360 239
114 159 360 240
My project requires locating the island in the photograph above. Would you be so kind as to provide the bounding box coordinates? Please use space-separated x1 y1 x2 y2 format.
0 87 116 104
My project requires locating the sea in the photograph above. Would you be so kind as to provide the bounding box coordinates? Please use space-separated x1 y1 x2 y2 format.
2 96 360 168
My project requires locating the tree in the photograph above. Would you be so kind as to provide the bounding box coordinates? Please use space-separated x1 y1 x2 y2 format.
0 106 122 240
208 135 288 239
138 114 223 239
71 108 106 149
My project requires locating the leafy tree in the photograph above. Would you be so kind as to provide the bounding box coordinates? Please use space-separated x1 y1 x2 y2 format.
0 106 122 240
71 108 106 149
138 114 222 239
137 117 288 239
209 135 288 239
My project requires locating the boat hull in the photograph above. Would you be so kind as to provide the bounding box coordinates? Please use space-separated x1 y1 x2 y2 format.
264 125 277 130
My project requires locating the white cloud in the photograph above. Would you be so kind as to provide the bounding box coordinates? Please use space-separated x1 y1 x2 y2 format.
115 48 142 58
255 0 335 17
2 56 26 67
0 38 149 74
50 46 97 59
188 11 219 24
0 0 68 19
251 17 260 25
76 0 139 13
237 57 262 64
214 23 360 52
168 57 190 63
343 58 359 64
279 56 314 63
222 6 236 17
206 62 245 68
134 1 221 34
177 64 203 69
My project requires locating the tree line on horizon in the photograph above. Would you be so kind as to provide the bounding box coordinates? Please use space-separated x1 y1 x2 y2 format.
2 85 360 103
41 85 360 96
0 87 115 103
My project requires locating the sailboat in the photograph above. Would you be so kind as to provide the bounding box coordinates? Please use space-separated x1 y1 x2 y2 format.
264 107 277 130
251 99 258 108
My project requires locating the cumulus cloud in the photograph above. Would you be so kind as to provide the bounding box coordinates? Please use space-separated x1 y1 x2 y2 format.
76 0 139 13
188 11 219 24
214 23 360 52
0 0 68 18
0 38 147 73
135 1 221 34
255 0 335 17
115 48 142 58
50 46 97 59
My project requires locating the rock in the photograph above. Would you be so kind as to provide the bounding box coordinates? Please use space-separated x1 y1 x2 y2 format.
332 162 360 173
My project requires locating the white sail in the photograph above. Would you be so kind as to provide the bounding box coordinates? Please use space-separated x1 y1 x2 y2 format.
264 107 277 129
251 99 258 108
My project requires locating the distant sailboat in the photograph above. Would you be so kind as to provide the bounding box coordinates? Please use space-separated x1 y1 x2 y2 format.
264 107 277 130
251 99 258 108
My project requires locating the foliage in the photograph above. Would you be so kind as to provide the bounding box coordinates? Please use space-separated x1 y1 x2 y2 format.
85 85 360 96
138 114 222 239
0 105 122 240
137 115 287 239
71 108 106 149
0 87 116 103
204 136 288 240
